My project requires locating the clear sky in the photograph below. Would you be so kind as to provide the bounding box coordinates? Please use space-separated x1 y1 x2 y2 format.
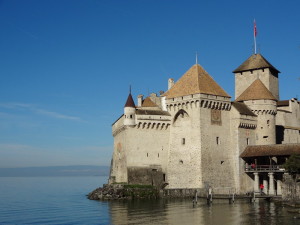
0 0 299 168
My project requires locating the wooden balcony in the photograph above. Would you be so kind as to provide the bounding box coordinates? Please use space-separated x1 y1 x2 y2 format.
245 165 286 173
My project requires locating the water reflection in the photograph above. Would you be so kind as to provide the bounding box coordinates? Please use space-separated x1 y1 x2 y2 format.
108 199 299 225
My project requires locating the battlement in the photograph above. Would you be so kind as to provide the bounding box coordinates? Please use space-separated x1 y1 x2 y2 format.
166 94 231 112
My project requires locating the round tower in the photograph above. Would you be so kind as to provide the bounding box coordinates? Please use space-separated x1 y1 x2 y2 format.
124 92 136 126
236 79 277 145
244 99 277 145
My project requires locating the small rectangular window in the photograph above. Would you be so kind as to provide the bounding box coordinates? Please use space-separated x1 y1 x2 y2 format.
247 138 249 145
216 137 220 145
182 138 185 145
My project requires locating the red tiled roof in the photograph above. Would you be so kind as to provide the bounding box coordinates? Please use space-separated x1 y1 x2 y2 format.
162 64 230 99
124 93 135 108
236 79 277 102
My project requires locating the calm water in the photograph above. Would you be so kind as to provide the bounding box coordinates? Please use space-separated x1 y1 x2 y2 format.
0 176 299 225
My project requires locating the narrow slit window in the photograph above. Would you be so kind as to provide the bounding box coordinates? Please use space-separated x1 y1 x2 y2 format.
182 138 185 145
216 137 220 145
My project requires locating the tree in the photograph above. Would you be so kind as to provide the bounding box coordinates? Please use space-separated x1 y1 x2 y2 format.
283 154 300 201
283 154 300 177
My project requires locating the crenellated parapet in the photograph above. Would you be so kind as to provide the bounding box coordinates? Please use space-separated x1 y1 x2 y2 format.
200 99 231 110
239 123 256 129
166 94 231 112
136 121 170 130
252 109 277 116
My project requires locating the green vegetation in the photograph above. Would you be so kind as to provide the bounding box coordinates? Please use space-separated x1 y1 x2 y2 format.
123 184 158 199
124 184 154 189
283 154 300 178
283 154 300 202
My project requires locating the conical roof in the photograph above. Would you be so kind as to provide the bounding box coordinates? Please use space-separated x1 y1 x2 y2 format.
235 79 277 102
162 64 230 99
233 54 280 73
142 97 158 107
124 93 135 108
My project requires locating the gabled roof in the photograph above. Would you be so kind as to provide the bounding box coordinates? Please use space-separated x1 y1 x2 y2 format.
162 64 230 99
240 144 300 158
141 97 158 107
231 102 257 117
124 93 135 108
233 54 280 73
235 79 277 102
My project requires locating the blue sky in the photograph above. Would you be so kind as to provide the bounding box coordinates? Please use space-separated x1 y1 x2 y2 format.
0 0 299 168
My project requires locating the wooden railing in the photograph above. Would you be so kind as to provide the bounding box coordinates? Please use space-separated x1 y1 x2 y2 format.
245 165 285 172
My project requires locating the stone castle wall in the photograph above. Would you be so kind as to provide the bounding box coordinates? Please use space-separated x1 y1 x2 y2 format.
127 167 165 188
125 123 170 171
276 99 300 144
110 114 170 184
110 125 128 184
230 107 256 194
167 102 202 189
200 99 235 194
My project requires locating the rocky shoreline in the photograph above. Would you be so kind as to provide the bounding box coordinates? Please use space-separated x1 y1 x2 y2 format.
87 184 160 200
88 183 300 209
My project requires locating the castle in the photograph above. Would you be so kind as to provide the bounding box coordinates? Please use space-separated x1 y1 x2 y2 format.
109 53 300 195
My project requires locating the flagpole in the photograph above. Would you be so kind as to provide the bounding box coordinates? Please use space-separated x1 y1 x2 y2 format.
254 35 256 54
254 35 257 54
254 19 257 54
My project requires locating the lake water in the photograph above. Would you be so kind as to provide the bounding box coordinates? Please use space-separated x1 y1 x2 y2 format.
0 176 299 225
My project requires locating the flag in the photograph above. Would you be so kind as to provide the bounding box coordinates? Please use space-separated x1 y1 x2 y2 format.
254 20 257 37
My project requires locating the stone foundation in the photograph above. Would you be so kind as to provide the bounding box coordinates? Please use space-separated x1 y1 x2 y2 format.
282 174 300 202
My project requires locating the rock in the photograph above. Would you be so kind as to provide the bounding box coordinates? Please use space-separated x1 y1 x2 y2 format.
88 183 159 200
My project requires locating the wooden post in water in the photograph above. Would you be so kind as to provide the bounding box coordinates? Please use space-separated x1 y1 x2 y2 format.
207 187 212 204
229 191 235 204
250 191 256 203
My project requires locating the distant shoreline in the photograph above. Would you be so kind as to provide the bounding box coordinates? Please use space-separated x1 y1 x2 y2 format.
0 165 109 177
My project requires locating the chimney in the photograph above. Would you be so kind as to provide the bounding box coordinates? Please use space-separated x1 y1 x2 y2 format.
137 94 143 107
168 78 174 90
